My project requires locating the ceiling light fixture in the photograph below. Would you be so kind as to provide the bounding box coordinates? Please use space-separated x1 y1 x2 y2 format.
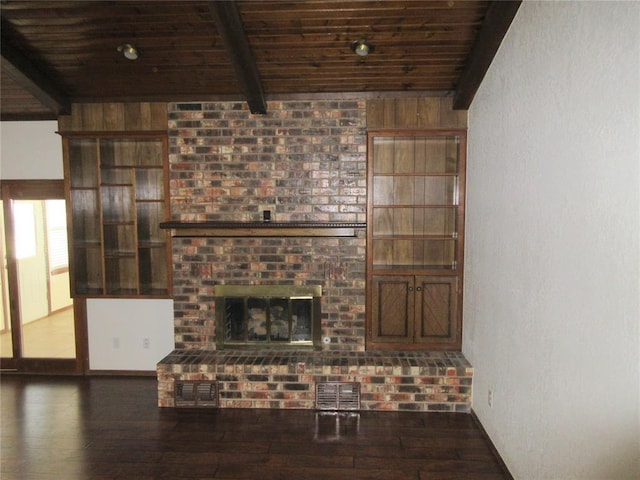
351 39 374 57
117 43 139 60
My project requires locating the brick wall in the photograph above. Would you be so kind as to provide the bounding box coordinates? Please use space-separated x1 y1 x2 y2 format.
168 100 367 351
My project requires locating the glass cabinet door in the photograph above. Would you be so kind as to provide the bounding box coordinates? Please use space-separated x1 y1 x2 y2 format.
370 134 462 270
64 135 170 297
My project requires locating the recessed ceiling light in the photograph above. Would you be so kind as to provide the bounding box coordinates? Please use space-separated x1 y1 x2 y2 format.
351 39 374 57
117 43 139 61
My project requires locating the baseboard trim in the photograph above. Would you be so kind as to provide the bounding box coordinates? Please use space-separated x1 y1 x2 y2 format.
470 409 514 480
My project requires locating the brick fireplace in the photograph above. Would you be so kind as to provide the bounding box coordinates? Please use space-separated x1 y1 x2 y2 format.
167 99 368 350
157 98 473 411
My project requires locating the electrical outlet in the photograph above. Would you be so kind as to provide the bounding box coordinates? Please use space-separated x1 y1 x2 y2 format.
112 337 120 349
143 338 150 349
488 388 494 408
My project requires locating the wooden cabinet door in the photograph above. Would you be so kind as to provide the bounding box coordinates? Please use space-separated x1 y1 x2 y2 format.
370 275 414 344
414 276 458 345
370 275 459 348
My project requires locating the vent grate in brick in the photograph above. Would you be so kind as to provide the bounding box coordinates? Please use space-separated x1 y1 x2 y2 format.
175 381 219 408
316 382 360 411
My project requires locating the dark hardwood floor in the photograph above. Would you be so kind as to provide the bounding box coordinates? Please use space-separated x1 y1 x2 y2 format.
0 375 508 480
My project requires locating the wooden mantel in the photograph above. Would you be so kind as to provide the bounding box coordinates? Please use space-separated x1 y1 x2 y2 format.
159 221 366 238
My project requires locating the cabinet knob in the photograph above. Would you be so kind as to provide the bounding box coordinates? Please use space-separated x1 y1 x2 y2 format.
408 287 414 292
416 287 422 291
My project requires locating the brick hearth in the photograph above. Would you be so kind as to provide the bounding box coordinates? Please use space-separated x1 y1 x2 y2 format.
158 350 472 412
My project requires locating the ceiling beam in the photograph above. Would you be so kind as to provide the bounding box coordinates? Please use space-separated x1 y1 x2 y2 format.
1 35 70 116
208 1 267 115
453 0 522 110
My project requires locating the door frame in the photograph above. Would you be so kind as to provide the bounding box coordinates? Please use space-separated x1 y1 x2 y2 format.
0 180 88 374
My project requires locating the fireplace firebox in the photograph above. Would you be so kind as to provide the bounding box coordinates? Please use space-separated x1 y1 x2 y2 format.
215 285 322 349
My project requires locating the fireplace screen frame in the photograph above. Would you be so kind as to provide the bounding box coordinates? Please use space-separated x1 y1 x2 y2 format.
214 285 322 350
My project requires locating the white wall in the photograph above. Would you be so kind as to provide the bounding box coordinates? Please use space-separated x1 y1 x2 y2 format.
463 2 640 479
1 121 175 371
87 299 174 371
0 121 63 179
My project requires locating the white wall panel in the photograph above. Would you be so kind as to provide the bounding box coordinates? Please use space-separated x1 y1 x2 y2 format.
464 2 640 478
87 299 174 371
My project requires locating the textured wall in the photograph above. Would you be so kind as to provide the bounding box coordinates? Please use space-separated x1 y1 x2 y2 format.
464 2 640 479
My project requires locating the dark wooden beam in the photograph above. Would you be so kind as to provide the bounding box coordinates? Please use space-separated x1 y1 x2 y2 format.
0 112 59 122
208 1 267 114
453 0 522 110
1 36 70 116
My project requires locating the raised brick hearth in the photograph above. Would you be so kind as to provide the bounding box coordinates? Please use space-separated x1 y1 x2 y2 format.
158 350 472 412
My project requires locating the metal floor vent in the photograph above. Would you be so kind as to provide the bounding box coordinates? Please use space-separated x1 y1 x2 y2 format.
315 382 360 411
175 381 219 408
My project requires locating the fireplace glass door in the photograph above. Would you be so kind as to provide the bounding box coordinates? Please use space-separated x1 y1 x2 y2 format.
215 285 321 349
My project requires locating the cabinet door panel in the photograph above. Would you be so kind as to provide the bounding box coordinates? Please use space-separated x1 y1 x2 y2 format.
371 276 413 342
415 276 457 342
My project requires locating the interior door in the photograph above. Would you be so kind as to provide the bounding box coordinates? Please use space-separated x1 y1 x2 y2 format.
0 180 87 373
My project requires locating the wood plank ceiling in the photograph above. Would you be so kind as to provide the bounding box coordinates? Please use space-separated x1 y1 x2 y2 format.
0 0 520 120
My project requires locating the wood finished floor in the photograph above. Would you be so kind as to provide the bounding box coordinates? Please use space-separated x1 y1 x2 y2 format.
0 306 75 358
0 375 508 480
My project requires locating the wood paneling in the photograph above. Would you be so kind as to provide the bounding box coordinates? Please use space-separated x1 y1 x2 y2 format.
367 96 467 129
1 1 521 119
60 102 167 132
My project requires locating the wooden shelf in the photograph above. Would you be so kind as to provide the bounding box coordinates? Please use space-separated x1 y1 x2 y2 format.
367 130 466 351
160 221 366 238
63 132 171 298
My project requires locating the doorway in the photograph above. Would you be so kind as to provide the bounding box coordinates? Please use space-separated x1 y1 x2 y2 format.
0 180 86 373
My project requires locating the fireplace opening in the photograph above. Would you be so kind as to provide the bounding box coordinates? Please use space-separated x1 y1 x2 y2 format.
215 285 322 349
